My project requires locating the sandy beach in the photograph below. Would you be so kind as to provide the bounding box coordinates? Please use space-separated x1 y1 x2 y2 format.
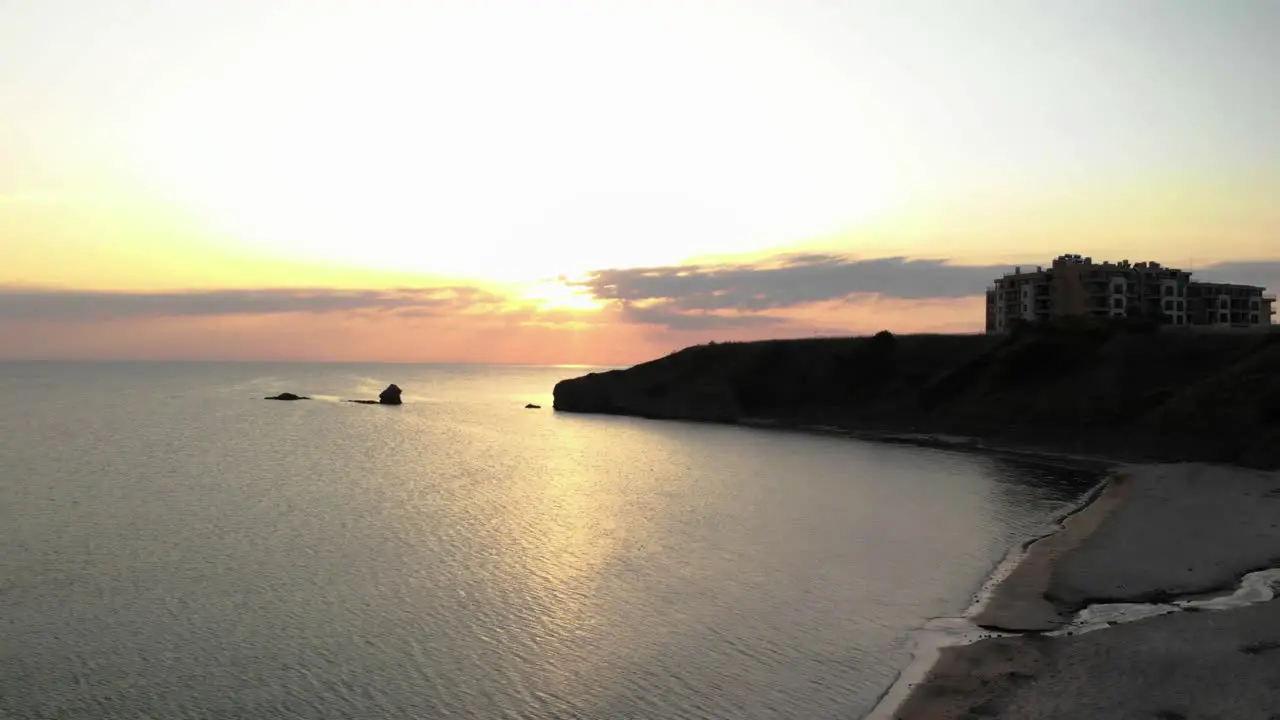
888 462 1280 719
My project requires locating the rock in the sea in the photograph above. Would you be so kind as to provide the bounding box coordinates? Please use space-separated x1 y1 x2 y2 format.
346 384 404 405
265 393 310 401
379 384 403 405
525 403 542 409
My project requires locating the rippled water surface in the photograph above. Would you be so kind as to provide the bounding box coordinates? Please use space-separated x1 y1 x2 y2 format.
0 362 1099 719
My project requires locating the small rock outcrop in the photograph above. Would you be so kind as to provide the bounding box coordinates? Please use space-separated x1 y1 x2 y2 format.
265 393 310 401
379 384 403 405
346 384 404 405
525 403 542 409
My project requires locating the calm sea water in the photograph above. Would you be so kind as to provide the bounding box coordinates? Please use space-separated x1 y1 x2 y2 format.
0 362 1098 719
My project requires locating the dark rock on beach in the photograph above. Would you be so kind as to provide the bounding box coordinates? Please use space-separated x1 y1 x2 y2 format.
265 393 310 401
525 403 541 409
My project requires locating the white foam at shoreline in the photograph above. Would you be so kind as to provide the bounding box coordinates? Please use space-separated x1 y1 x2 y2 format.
864 567 1280 720
862 478 1108 719
1048 568 1280 637
865 566 1280 719
862 617 1014 720
1180 568 1280 610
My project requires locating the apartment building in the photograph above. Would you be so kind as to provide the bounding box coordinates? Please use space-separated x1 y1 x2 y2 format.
985 254 1275 334
1187 281 1274 329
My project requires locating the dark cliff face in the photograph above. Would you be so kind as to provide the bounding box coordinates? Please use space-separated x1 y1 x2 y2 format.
553 329 1280 469
553 369 742 422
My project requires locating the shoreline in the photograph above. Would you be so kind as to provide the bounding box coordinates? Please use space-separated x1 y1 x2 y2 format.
879 462 1280 720
863 468 1118 720
558 407 1280 717
734 418 1119 473
619 413 1138 719
730 417 1134 719
971 473 1130 631
573 412 1133 718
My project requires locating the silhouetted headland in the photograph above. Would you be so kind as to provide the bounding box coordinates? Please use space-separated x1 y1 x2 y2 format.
265 392 310 401
553 322 1280 469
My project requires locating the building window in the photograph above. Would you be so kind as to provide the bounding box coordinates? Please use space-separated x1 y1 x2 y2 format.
1164 286 1173 296
1022 304 1028 313
1163 300 1172 312
1112 298 1123 309
1220 312 1229 323
1113 284 1124 294
1251 314 1260 324
1176 301 1184 311
1221 299 1230 309
1252 301 1260 310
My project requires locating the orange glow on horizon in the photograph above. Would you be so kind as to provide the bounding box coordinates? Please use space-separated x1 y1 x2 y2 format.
4 3 1280 363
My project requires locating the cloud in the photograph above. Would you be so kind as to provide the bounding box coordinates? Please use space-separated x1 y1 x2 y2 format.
575 254 1011 314
618 303 790 331
566 254 1013 328
1194 261 1280 291
0 285 505 321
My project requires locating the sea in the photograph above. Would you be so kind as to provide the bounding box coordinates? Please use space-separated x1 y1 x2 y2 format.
0 361 1100 719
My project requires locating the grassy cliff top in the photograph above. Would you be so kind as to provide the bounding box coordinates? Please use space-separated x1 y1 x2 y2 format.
554 325 1280 468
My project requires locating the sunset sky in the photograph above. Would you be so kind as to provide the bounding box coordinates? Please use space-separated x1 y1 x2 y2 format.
3 0 1278 364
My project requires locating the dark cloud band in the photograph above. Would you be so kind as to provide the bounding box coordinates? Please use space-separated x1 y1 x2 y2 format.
2 256 1274 333
574 254 1010 311
0 286 501 321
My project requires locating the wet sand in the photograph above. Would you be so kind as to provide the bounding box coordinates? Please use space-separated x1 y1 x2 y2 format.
890 463 1280 720
973 474 1132 631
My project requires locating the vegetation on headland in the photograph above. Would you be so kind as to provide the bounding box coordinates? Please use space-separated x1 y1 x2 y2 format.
553 319 1280 469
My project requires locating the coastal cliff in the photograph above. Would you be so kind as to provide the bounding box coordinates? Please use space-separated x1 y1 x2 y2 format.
554 326 1280 469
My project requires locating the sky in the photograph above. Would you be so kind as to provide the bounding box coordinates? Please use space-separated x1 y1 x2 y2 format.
2 0 1278 364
